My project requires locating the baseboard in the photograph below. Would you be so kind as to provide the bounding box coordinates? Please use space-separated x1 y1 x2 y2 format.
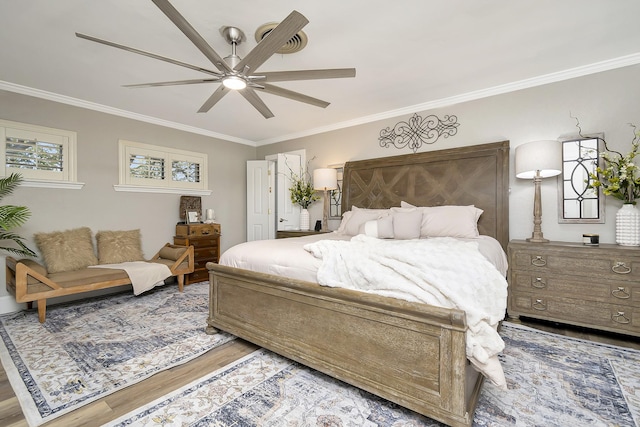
0 295 25 315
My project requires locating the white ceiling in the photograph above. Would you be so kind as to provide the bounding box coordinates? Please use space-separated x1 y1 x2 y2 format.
2 1 640 146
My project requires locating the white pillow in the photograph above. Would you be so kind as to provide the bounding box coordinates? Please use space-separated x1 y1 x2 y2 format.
400 201 483 238
342 206 390 236
359 215 394 238
335 210 353 234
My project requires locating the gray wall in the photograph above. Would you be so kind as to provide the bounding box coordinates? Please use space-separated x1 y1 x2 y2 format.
258 64 640 245
2 64 639 312
0 90 256 311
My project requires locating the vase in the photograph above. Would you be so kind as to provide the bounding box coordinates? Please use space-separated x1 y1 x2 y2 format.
300 208 310 231
615 204 640 246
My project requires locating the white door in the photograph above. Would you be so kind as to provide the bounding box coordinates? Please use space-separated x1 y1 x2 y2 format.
277 153 301 230
246 160 275 241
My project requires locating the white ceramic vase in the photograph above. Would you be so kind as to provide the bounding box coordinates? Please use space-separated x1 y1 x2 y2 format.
616 203 640 246
300 208 310 231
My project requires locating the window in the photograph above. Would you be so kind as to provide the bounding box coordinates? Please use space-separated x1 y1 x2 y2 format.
0 119 81 189
116 140 210 195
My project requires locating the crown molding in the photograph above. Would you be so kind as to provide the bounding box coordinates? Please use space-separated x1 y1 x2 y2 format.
0 80 255 146
255 52 640 146
3 52 640 148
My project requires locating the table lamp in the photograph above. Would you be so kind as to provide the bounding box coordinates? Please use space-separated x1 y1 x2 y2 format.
313 168 338 232
515 140 562 243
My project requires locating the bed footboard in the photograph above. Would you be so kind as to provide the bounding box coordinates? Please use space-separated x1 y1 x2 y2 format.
207 263 483 427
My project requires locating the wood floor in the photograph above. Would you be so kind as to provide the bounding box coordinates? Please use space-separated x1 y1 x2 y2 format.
1 317 638 427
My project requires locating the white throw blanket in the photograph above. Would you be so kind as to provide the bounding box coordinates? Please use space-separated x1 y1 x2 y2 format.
304 235 508 388
89 261 172 295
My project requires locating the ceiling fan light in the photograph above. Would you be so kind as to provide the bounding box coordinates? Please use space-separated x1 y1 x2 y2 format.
222 76 247 90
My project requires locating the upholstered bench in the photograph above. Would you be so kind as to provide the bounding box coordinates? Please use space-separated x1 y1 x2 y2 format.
5 227 194 322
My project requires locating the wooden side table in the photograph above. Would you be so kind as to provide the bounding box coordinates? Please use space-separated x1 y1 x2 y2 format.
174 223 220 285
507 239 640 337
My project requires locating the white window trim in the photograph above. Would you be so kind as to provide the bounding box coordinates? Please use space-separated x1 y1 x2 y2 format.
0 119 84 189
115 139 211 196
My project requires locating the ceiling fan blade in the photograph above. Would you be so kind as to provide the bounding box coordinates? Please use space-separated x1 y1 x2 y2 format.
76 33 223 78
257 83 330 108
254 68 356 82
152 0 232 73
234 10 308 74
123 78 221 88
239 88 274 119
198 85 230 113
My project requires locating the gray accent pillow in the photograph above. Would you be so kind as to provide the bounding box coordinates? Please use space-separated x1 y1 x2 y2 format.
391 209 423 239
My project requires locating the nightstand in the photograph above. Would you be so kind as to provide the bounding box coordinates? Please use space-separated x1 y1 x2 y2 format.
174 223 221 285
276 230 330 239
507 240 640 337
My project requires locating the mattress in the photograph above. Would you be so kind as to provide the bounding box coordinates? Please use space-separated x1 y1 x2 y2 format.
220 232 508 281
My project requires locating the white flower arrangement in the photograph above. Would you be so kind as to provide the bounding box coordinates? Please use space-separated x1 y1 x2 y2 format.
587 124 640 205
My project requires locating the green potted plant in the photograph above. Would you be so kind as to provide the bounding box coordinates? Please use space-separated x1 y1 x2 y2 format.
0 173 36 257
288 167 320 231
587 124 640 245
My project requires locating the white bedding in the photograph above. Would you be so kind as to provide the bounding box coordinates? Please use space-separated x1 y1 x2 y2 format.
219 232 509 388
220 232 507 279
304 234 508 388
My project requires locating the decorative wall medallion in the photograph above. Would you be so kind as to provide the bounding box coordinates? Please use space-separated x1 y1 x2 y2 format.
378 113 459 153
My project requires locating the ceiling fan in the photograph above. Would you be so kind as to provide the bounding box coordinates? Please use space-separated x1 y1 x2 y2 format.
75 0 356 118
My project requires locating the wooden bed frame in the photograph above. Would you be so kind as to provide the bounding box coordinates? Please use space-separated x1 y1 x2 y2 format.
206 141 509 427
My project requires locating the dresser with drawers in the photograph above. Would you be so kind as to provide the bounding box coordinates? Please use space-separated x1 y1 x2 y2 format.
507 240 640 337
174 223 221 285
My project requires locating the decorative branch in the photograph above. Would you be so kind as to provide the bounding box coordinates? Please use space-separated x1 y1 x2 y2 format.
378 113 459 153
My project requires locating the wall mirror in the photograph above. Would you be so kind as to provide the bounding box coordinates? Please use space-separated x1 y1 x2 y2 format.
557 134 604 223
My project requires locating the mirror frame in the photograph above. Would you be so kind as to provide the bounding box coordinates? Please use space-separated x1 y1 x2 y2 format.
328 163 344 219
557 133 605 224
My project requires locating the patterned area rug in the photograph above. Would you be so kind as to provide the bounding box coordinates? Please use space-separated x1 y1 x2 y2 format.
106 322 640 427
0 283 235 427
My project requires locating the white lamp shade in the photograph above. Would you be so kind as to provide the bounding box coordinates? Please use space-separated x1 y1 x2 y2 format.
313 168 338 190
515 140 562 179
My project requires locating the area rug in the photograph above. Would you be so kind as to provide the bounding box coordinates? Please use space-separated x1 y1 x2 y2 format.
105 322 640 427
0 283 235 427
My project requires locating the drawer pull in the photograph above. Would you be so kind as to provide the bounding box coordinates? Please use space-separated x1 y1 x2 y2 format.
531 256 547 267
612 262 631 274
611 311 630 324
532 277 546 288
611 287 630 299
532 299 547 311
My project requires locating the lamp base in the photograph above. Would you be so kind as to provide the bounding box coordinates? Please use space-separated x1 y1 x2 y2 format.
321 190 330 232
526 233 549 243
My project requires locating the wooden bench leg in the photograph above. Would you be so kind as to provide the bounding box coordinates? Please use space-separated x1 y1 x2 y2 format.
177 275 184 292
37 300 46 323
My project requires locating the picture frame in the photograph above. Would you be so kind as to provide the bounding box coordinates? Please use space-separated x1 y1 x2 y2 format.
186 210 200 224
179 196 202 221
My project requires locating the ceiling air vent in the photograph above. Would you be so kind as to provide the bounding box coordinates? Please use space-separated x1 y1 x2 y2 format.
255 23 307 54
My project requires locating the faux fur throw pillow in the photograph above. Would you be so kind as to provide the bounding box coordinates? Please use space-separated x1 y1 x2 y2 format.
96 229 144 264
34 227 98 273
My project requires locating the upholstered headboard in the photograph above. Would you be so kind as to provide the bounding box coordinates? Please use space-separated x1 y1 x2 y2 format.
341 141 510 251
